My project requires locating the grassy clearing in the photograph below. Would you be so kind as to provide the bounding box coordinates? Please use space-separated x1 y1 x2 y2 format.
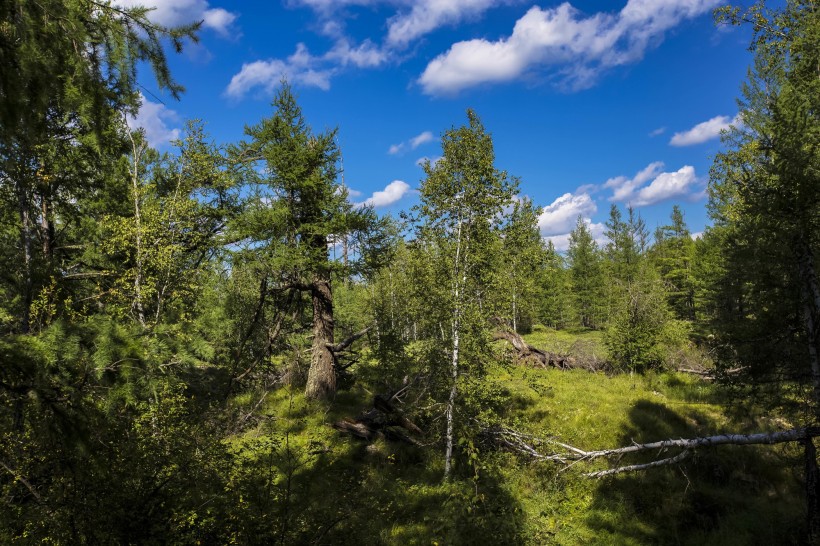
228 328 805 544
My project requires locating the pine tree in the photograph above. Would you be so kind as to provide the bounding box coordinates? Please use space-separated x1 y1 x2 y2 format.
652 205 696 321
567 216 605 329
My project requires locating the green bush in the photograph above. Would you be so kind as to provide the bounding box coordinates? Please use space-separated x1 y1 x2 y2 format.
604 275 676 372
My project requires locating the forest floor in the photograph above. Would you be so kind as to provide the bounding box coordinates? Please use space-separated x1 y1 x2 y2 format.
230 326 806 545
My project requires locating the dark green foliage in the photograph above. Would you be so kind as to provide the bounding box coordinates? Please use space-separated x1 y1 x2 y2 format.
651 205 696 321
604 270 679 373
567 215 606 329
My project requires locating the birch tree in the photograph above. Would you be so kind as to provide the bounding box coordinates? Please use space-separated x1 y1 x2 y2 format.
414 110 516 478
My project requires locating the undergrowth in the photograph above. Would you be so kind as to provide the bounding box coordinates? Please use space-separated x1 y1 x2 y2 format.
225 328 805 545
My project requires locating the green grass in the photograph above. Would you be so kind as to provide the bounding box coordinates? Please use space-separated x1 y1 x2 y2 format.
227 328 806 545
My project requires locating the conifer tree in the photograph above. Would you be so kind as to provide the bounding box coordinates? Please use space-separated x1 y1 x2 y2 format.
567 216 605 328
232 84 374 400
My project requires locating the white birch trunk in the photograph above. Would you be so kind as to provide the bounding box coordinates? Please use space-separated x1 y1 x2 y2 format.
128 131 146 328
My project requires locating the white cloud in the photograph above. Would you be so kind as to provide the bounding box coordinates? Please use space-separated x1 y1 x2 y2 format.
537 192 597 237
669 114 738 146
411 131 434 148
112 0 238 36
226 39 389 98
388 131 435 155
225 44 334 98
632 165 699 206
419 0 718 95
326 39 389 68
604 162 703 206
386 0 502 46
291 0 506 45
545 219 606 251
126 93 180 148
604 161 664 203
649 127 666 137
357 180 411 207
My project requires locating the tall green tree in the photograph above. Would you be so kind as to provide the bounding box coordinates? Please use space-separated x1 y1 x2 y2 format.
231 84 374 400
710 1 820 537
500 197 543 333
539 240 573 328
0 0 197 334
414 110 516 477
567 216 605 329
652 205 696 321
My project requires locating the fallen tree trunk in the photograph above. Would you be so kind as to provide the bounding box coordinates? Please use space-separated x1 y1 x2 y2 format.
333 392 423 446
484 424 820 477
490 319 571 369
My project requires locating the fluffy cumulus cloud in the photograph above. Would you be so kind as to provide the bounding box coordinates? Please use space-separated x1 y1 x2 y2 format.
386 0 503 46
225 41 387 98
536 191 606 251
126 93 180 148
388 131 435 155
225 44 333 97
357 180 411 208
112 0 238 36
545 219 606 252
229 0 509 98
419 0 718 95
537 192 597 236
669 114 739 146
604 162 702 206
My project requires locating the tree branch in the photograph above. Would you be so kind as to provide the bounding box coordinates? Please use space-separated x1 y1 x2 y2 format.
327 325 372 353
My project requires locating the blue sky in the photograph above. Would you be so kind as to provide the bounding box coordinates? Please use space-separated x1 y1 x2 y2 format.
121 0 755 249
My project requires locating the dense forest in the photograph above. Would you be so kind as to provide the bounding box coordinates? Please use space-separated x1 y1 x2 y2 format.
2 1 820 544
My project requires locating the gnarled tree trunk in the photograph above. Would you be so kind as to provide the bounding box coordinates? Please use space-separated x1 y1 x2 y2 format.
305 269 335 400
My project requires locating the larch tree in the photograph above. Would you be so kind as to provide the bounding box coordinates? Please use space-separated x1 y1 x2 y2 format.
231 84 374 400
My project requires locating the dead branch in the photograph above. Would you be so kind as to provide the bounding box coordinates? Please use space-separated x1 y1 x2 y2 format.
490 318 571 369
585 450 692 478
327 326 372 353
485 424 820 477
333 392 424 446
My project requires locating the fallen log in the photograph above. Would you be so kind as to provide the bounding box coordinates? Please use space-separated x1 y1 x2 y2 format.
490 321 571 369
484 424 820 477
332 391 423 446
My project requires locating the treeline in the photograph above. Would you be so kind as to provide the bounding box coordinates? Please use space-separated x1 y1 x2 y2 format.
1 0 820 543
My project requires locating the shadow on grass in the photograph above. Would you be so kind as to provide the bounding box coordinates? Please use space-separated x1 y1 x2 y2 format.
277 436 528 545
584 400 805 545
211 388 528 545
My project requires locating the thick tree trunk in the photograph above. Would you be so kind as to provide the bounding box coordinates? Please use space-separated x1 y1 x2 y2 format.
305 270 335 400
